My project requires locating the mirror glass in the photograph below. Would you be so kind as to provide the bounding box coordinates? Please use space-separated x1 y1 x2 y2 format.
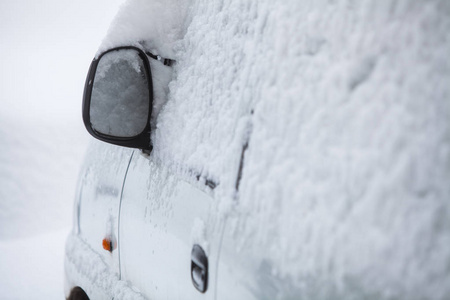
90 49 150 137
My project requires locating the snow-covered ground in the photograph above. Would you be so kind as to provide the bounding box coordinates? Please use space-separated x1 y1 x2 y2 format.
0 0 123 298
0 229 68 299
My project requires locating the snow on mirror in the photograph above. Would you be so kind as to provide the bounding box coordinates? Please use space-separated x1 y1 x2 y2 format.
90 49 149 137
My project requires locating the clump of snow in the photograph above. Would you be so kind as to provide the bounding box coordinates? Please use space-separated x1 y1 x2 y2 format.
90 49 150 137
94 49 143 80
97 0 190 59
147 56 173 130
97 0 183 131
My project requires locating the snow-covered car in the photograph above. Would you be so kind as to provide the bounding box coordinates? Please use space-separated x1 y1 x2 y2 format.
64 1 450 300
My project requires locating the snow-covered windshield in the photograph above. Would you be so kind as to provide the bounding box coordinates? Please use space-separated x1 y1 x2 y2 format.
90 49 149 137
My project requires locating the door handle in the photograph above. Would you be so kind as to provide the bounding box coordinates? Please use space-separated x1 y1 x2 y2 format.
191 244 208 293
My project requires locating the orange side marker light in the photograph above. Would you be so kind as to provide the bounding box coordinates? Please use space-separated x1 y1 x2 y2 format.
102 238 113 252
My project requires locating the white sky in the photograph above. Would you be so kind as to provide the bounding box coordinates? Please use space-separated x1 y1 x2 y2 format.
0 0 124 121
0 0 125 239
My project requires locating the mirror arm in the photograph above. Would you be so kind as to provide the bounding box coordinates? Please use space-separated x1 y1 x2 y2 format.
141 148 152 156
145 51 174 66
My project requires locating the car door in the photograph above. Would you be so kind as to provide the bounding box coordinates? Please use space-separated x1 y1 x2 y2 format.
76 141 133 279
118 151 222 300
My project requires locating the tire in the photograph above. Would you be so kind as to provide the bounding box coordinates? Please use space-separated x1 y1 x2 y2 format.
67 287 90 300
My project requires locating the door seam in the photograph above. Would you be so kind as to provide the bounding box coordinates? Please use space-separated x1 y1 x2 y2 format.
117 149 135 280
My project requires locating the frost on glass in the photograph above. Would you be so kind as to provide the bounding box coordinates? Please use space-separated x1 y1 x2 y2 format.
90 49 149 137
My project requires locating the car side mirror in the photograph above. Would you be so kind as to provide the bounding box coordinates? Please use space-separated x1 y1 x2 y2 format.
82 46 153 151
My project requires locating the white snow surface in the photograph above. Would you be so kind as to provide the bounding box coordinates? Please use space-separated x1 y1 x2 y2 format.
0 228 69 299
97 0 190 59
99 0 450 299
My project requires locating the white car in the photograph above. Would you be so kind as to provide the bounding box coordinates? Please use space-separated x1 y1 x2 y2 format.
64 1 450 300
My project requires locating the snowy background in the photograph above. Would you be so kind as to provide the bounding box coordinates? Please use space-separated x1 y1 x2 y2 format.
0 0 123 298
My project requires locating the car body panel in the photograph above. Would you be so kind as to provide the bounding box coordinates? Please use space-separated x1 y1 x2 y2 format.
119 151 222 300
76 141 132 280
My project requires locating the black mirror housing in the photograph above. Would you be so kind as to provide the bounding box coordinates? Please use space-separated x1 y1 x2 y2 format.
82 46 153 151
